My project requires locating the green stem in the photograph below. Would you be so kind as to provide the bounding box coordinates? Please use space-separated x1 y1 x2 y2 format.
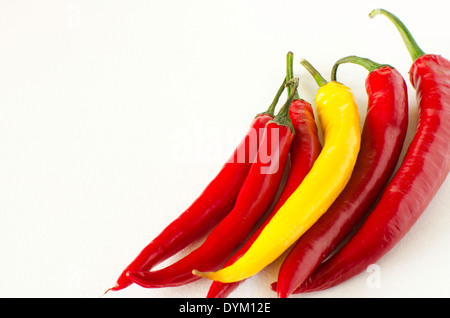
272 78 299 132
331 55 388 82
261 77 286 116
286 51 300 100
300 59 328 87
369 8 425 61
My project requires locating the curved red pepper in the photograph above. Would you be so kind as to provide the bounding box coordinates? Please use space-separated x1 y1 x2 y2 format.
108 80 286 292
292 9 450 294
271 56 409 298
126 78 299 288
206 52 322 298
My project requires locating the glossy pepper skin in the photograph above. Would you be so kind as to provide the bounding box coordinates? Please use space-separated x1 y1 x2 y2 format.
272 56 408 298
206 52 322 298
193 60 361 284
294 9 450 294
127 79 299 288
108 80 286 292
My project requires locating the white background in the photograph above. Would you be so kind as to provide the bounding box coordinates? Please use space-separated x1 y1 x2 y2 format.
0 0 449 298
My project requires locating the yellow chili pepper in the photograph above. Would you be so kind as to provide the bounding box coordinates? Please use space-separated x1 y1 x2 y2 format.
193 59 361 283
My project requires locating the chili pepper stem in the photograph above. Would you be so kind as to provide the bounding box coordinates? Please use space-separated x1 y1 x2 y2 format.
258 77 287 117
286 52 300 100
331 56 389 82
369 8 425 61
270 78 299 133
300 59 328 87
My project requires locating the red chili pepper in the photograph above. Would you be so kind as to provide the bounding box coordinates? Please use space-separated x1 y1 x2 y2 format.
292 9 450 294
126 77 300 288
270 55 408 298
108 79 287 292
206 52 322 298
